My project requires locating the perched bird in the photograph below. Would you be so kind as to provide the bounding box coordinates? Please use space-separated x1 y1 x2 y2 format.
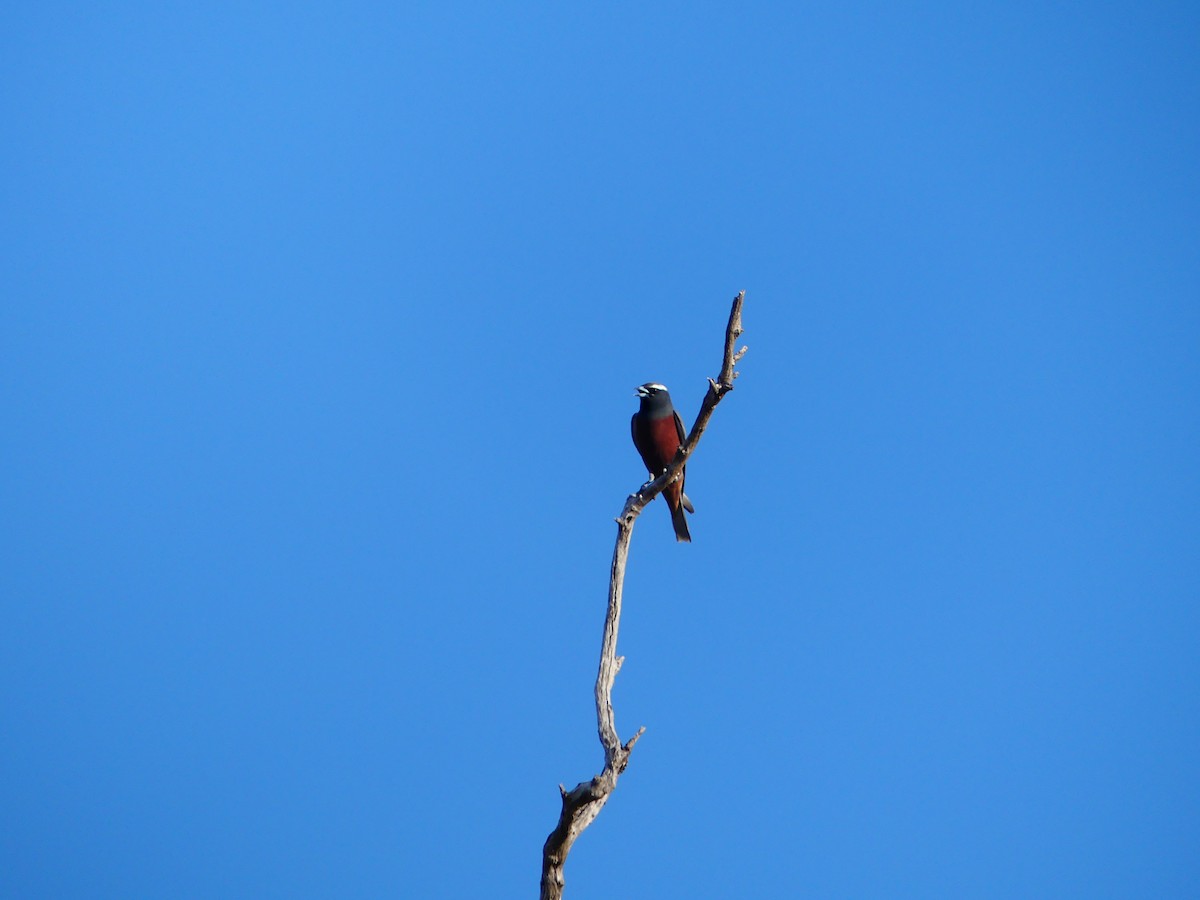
631 382 695 542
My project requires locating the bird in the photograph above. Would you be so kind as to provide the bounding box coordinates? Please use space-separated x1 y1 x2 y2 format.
631 382 695 542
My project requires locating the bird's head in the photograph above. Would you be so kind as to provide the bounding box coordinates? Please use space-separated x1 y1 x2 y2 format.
636 382 669 399
635 382 674 414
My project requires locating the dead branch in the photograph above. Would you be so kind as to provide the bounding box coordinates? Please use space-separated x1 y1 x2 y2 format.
539 291 747 899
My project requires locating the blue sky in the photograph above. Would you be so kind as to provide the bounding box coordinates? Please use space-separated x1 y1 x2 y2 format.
2 2 1197 897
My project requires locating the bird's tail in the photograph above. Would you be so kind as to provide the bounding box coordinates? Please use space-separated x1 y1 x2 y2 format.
670 499 692 543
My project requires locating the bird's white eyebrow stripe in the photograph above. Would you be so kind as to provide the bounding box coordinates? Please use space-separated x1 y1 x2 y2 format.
644 383 668 391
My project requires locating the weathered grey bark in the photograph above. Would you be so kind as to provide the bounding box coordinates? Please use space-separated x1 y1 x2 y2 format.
539 292 747 900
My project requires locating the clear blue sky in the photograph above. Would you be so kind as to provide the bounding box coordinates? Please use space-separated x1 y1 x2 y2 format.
2 3 1197 897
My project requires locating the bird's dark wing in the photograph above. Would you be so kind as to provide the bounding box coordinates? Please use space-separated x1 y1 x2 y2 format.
672 410 693 511
631 412 649 473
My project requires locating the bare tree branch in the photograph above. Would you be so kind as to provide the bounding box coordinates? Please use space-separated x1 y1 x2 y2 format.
540 292 747 900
